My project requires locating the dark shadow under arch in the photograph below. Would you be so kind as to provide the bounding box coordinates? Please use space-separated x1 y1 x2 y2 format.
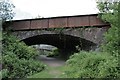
21 34 96 52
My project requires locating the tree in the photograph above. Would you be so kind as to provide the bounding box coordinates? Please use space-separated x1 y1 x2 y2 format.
97 1 120 57
0 0 15 21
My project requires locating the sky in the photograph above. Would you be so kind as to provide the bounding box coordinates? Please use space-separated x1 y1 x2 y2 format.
12 0 99 20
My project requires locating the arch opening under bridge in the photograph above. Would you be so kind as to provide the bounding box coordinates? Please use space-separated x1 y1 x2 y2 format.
21 34 97 58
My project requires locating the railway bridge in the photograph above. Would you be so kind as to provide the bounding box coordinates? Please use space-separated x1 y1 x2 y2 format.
6 14 110 53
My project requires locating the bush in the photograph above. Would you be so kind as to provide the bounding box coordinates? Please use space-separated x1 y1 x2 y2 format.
0 69 9 79
2 33 39 59
97 2 120 57
2 52 44 78
64 51 119 78
46 48 59 57
2 33 45 78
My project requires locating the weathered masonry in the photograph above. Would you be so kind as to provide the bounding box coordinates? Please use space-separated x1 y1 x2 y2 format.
6 14 110 52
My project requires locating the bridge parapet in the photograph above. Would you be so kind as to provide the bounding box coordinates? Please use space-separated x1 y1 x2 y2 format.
9 14 109 30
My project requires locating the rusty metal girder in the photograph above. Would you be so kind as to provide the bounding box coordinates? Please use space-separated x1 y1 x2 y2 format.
10 14 109 30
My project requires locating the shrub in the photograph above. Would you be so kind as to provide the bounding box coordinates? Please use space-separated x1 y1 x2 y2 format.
2 33 39 59
2 33 45 78
64 51 119 78
47 48 59 57
2 51 44 78
97 2 120 57
0 69 9 79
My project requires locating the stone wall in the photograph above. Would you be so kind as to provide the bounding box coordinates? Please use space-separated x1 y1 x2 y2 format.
12 27 109 45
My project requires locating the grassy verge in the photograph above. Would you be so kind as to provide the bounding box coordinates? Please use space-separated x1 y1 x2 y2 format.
28 65 66 78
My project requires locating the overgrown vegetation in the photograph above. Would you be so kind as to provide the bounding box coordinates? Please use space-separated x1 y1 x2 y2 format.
0 0 46 79
97 2 120 57
46 48 59 57
64 1 120 78
1 33 45 79
64 51 119 78
1 0 120 79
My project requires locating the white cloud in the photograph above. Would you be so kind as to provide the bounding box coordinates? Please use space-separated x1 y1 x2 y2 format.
13 8 33 20
12 0 99 19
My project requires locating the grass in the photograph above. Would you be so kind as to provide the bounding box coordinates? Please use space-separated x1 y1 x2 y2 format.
27 64 66 78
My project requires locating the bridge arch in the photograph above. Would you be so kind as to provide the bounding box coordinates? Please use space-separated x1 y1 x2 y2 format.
21 34 96 52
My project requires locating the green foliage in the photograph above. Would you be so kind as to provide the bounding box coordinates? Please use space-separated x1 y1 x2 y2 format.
47 48 59 57
2 33 39 59
64 2 120 78
2 52 44 78
0 0 15 21
101 25 119 57
64 51 119 78
97 2 120 57
0 69 9 79
2 33 45 78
